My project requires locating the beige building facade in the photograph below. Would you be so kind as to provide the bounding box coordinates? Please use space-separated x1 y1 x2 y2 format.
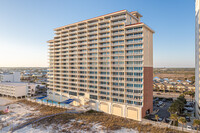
0 82 35 98
48 10 154 121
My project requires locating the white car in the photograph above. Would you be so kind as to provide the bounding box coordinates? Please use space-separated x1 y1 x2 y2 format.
187 125 192 130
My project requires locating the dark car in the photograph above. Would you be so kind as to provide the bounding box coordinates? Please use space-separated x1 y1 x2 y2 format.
165 118 171 123
185 116 191 122
151 118 157 121
162 98 166 102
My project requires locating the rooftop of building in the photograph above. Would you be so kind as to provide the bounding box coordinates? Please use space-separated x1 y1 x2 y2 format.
0 82 35 87
176 84 185 87
163 83 173 86
54 10 139 31
155 82 164 86
184 84 195 87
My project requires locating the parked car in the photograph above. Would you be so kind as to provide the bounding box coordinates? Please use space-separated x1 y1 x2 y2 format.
154 97 159 101
185 102 194 107
184 107 194 112
150 118 157 121
157 103 162 107
158 118 163 122
187 125 192 131
165 118 171 123
162 98 166 102
156 101 164 107
185 116 191 122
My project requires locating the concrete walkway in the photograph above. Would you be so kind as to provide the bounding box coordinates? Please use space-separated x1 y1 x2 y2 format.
142 118 196 133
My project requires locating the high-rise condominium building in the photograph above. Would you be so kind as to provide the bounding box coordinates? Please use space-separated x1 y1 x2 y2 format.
48 10 154 121
195 0 200 118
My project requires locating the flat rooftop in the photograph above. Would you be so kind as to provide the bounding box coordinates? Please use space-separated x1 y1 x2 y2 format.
0 82 34 87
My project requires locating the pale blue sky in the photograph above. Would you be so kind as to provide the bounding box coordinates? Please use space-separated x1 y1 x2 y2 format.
0 0 195 67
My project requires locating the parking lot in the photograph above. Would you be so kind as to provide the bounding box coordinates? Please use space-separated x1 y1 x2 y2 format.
154 100 171 120
145 97 196 131
146 98 172 122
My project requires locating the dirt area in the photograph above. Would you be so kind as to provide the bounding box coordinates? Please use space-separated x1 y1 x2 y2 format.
19 100 66 115
30 110 186 133
154 68 195 80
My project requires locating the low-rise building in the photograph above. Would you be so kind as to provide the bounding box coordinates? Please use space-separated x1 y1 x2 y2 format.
175 84 186 92
185 84 195 92
163 83 174 91
154 83 165 91
181 81 190 85
0 72 21 82
168 79 177 85
0 82 35 98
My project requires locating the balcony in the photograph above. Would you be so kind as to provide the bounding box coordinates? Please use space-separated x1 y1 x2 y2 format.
99 19 110 23
61 40 68 44
99 24 110 28
69 30 77 34
78 51 87 54
98 54 110 57
98 49 110 53
125 34 143 39
98 29 110 33
111 26 124 31
99 34 110 37
87 31 97 35
99 44 110 47
69 26 77 30
126 28 143 33
78 38 87 41
88 26 97 30
111 32 124 36
88 36 97 39
87 22 98 26
78 33 87 37
69 47 77 50
78 25 87 28
112 15 126 20
111 37 124 41
68 35 77 39
111 21 125 26
111 48 124 51
69 40 77 43
98 39 110 43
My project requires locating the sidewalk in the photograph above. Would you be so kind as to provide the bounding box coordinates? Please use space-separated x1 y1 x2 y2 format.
142 118 196 133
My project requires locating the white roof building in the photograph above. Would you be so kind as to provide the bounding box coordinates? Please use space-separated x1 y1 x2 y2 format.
0 72 21 82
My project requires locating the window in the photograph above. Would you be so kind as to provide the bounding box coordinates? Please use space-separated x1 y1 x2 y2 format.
127 83 133 87
134 84 143 88
90 95 97 100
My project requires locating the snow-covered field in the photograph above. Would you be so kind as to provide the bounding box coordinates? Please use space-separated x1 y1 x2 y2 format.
0 98 137 133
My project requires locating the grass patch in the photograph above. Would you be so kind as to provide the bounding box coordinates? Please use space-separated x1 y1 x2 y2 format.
0 110 7 115
18 99 66 115
33 111 186 133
